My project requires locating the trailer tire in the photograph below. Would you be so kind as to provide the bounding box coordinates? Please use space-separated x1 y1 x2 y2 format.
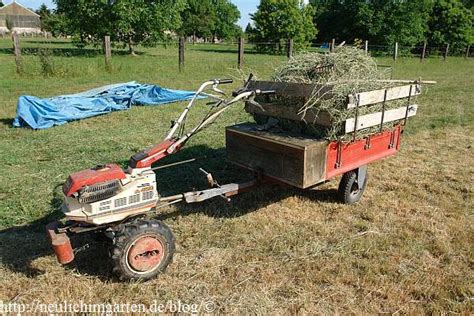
111 218 175 281
338 169 368 204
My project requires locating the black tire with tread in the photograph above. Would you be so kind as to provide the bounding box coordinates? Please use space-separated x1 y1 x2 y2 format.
111 218 175 281
337 169 368 204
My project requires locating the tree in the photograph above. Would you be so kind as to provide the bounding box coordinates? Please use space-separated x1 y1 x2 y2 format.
36 3 51 32
180 0 216 40
0 1 4 8
179 0 241 41
251 0 317 52
212 0 241 40
427 0 473 52
54 0 186 53
311 0 432 47
109 0 185 54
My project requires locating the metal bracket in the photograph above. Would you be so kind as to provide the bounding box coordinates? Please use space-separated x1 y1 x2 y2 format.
335 140 343 168
352 96 360 142
183 180 257 203
357 165 368 187
404 85 413 126
389 129 396 149
380 89 388 133
364 135 371 150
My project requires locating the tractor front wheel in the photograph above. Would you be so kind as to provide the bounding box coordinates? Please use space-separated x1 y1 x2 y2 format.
111 218 175 281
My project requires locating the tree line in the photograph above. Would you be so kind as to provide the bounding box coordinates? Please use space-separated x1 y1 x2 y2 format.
35 0 472 54
37 0 241 54
247 0 472 53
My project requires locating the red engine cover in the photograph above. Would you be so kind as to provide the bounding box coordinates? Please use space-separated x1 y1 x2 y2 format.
63 164 126 197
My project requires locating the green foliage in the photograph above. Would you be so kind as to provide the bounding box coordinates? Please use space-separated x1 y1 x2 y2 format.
427 0 473 52
54 0 186 53
311 0 431 47
180 0 216 39
213 0 242 40
5 18 12 31
180 0 241 41
38 48 56 77
311 0 472 49
250 0 317 52
42 13 70 37
36 4 51 32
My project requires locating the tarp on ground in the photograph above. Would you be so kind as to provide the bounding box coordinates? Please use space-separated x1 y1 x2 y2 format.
13 82 202 129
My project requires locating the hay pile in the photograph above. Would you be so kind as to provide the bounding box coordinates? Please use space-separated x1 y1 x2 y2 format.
253 47 403 140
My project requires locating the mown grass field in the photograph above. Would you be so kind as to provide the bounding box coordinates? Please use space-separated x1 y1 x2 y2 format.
0 38 473 313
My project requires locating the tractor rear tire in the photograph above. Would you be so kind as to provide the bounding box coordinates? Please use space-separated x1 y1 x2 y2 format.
338 169 368 204
111 218 175 281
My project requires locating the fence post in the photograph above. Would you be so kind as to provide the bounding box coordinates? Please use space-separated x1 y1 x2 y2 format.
393 42 398 61
443 44 449 61
179 37 185 72
104 35 112 70
12 32 22 74
466 45 471 59
287 38 294 59
364 40 368 55
330 38 335 52
238 37 244 69
420 41 427 62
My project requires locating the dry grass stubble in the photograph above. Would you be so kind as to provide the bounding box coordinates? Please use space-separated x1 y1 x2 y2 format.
1 126 472 314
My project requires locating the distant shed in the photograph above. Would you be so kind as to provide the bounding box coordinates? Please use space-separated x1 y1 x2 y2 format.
0 1 41 35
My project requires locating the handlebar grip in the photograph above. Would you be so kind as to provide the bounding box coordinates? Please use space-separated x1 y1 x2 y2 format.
256 89 276 95
216 79 233 84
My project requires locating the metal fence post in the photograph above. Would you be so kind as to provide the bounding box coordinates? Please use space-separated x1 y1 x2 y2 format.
238 37 244 69
179 37 185 72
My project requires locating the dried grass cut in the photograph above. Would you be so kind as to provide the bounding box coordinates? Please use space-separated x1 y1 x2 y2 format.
262 47 406 140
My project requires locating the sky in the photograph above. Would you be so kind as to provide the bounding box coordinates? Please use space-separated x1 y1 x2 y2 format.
3 0 308 29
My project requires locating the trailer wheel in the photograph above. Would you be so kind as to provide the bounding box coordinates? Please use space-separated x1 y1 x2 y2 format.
111 218 175 281
338 169 368 204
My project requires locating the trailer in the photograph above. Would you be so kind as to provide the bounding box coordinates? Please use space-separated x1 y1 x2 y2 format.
45 77 422 281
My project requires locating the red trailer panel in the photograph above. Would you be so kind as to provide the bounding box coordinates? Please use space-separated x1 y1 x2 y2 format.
325 125 402 179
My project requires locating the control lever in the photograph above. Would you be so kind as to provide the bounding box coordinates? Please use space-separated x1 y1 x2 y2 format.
232 73 254 97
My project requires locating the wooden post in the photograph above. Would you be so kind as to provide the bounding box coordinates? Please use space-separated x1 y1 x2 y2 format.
393 42 398 61
364 40 368 55
12 32 22 74
466 45 470 59
178 37 185 72
287 38 293 59
238 37 244 69
443 44 449 61
330 38 335 52
104 35 112 70
420 41 427 62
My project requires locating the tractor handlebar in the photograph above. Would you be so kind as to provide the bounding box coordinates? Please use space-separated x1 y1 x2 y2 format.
215 79 233 85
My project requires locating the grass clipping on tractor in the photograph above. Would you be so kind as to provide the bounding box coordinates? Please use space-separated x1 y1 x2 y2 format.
259 47 403 140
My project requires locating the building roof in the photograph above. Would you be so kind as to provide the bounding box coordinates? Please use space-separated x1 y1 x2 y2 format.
0 1 40 17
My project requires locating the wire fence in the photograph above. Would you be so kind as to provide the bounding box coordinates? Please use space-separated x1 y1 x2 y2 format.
1 34 472 76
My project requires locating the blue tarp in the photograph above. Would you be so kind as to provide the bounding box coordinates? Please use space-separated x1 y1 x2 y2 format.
13 82 201 129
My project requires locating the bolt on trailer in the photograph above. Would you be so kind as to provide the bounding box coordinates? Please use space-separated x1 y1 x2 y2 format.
46 75 429 281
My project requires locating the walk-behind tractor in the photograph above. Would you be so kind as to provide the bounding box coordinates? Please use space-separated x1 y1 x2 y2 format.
47 76 421 281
